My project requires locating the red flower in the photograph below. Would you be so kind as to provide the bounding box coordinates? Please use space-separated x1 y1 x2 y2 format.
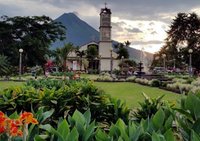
19 112 38 124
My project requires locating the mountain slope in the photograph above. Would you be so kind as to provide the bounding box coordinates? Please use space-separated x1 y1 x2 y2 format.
51 13 99 49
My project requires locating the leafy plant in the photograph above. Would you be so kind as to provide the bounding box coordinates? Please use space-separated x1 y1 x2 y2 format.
175 93 200 141
130 93 165 123
0 79 129 126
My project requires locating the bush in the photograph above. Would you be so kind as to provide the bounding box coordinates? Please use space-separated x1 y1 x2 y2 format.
126 76 136 82
150 79 161 87
135 78 149 85
97 72 113 81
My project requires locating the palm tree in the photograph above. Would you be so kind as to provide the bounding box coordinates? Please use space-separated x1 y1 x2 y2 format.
53 43 74 78
86 45 98 72
75 49 85 71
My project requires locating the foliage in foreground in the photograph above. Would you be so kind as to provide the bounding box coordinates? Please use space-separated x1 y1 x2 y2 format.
0 79 129 126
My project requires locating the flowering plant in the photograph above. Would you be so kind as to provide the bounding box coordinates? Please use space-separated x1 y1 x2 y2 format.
0 111 38 141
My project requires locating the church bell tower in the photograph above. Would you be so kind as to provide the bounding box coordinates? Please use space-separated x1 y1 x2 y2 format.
99 3 113 71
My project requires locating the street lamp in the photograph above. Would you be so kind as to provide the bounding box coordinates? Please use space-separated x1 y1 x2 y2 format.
121 56 124 74
19 48 23 80
162 54 166 72
173 58 176 70
110 49 113 74
99 54 101 73
188 49 193 77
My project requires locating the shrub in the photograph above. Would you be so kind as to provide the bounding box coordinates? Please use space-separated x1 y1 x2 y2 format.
150 79 161 87
166 82 192 94
191 77 200 86
135 78 149 85
172 78 187 84
97 72 113 81
126 76 136 82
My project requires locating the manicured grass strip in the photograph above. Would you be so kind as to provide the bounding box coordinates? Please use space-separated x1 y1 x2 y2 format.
0 81 24 90
94 82 182 108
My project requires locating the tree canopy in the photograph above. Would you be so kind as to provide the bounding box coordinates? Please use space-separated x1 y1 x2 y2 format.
0 15 66 70
114 42 129 59
152 12 200 70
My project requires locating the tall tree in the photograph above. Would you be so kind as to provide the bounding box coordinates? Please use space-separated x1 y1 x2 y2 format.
152 12 200 70
0 15 66 71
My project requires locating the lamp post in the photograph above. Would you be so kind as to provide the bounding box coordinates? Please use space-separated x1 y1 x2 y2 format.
121 56 124 74
173 58 176 71
99 54 101 73
19 48 23 80
162 54 166 72
188 49 193 77
110 49 113 74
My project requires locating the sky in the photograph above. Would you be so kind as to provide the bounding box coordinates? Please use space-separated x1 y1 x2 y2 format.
1 0 200 53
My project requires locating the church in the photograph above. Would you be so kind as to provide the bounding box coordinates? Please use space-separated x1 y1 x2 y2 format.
67 4 120 72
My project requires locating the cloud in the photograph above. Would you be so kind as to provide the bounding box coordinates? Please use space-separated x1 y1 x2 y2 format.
133 40 163 45
1 0 200 53
151 31 158 35
125 27 143 33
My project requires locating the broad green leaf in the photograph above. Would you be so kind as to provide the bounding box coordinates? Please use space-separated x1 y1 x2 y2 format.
193 118 200 134
72 110 86 126
84 109 91 126
130 126 142 141
185 95 196 118
83 121 96 141
152 132 161 141
67 127 79 141
164 115 173 130
57 119 70 140
95 129 110 141
109 124 120 137
152 109 165 130
34 135 46 141
128 122 136 138
41 109 55 123
39 124 64 141
191 130 200 141
118 136 124 141
115 119 129 141
9 111 19 119
164 129 175 141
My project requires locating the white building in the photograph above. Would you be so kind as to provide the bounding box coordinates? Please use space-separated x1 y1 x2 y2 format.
67 5 120 72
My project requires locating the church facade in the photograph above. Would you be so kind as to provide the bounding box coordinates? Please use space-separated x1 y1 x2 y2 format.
67 5 120 72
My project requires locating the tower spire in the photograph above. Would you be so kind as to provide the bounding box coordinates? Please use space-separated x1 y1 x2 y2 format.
104 2 107 8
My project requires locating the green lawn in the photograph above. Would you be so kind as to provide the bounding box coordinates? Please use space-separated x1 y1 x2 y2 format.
94 82 181 108
0 81 24 90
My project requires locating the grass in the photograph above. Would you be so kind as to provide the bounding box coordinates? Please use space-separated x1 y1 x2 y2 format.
94 82 181 108
0 81 24 90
